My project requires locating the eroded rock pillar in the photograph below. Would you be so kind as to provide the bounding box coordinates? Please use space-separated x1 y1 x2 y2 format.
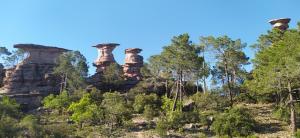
93 43 119 73
269 18 291 31
123 48 143 80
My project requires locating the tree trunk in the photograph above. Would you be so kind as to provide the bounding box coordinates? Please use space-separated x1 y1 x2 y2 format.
224 60 233 107
172 79 179 111
203 78 207 93
196 79 199 93
288 81 296 133
202 46 207 93
165 80 168 97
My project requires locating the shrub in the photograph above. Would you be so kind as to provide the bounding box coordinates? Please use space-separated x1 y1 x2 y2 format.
143 105 159 121
155 117 169 137
43 123 74 137
68 93 103 126
101 92 133 129
0 115 19 137
18 115 44 137
191 92 230 112
272 105 290 122
235 93 257 104
43 91 71 114
133 93 161 113
212 106 256 137
295 129 300 138
0 96 21 118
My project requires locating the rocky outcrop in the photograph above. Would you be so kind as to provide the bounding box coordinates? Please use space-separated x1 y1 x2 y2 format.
93 43 119 73
123 48 143 81
269 18 291 31
0 44 69 109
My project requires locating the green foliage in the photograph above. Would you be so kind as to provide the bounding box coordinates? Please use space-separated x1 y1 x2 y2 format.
295 129 300 138
43 123 74 137
272 105 290 122
19 115 44 137
54 51 89 92
101 92 133 128
0 47 11 56
155 117 169 137
42 91 71 113
191 92 230 112
3 49 26 68
234 93 257 104
0 96 21 118
143 105 159 121
0 115 19 138
68 93 103 125
212 106 256 137
133 93 160 113
201 36 249 103
246 27 300 101
102 63 124 84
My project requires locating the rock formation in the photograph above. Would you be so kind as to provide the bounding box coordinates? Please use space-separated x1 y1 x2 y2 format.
123 48 143 81
269 18 291 31
93 43 119 73
0 44 69 109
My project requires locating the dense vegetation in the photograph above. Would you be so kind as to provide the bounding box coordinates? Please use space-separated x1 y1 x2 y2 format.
0 23 300 137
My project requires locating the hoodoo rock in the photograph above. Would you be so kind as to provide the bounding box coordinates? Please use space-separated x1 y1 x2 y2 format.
269 18 291 31
0 44 69 109
93 43 119 73
123 48 143 81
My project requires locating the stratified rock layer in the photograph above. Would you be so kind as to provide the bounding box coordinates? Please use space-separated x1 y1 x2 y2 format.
0 44 69 109
93 43 119 73
123 48 143 81
269 18 291 31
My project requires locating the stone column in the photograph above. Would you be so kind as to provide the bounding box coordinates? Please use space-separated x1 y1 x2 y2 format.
269 18 291 31
93 43 119 73
123 48 143 80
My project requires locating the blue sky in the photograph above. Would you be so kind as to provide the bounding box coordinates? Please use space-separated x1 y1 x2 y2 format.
0 0 299 75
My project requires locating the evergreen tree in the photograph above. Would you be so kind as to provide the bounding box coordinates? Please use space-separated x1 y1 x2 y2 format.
150 33 203 111
246 23 300 133
200 36 249 106
54 51 89 93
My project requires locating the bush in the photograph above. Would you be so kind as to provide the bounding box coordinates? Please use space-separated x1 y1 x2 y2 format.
272 105 290 122
18 115 44 137
212 106 256 137
191 92 230 112
43 91 71 114
0 96 21 118
0 115 19 137
155 117 169 137
43 123 75 137
235 93 257 104
101 92 133 129
68 93 103 126
143 105 159 121
295 129 300 138
133 93 161 113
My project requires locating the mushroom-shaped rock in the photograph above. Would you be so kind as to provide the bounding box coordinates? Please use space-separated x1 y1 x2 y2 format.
269 18 291 31
93 43 119 73
123 48 143 81
124 48 143 64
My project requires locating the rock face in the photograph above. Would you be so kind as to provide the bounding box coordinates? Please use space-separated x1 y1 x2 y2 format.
123 48 143 81
269 18 291 31
93 43 119 73
0 44 69 109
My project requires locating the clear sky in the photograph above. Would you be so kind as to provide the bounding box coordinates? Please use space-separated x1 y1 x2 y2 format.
0 0 299 75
